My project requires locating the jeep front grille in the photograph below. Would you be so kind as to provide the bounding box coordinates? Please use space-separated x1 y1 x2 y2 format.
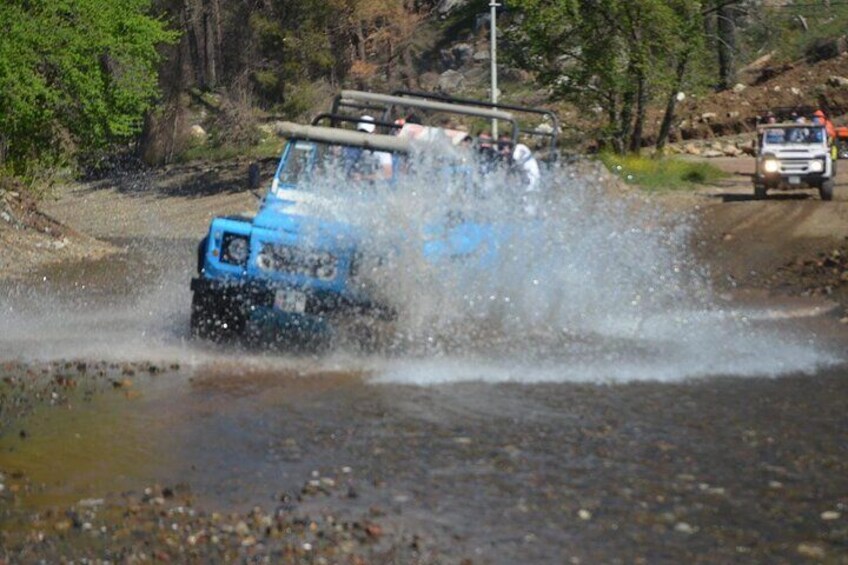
256 243 338 281
775 158 822 174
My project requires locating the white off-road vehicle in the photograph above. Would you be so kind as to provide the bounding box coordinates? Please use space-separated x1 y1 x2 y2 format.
753 122 835 201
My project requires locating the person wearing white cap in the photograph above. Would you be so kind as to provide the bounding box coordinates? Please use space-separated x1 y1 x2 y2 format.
357 115 377 134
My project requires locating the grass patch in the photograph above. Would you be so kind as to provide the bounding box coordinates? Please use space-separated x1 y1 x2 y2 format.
599 152 728 191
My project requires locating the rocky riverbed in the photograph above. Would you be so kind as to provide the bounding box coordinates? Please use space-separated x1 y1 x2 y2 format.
1 157 847 563
1 359 847 563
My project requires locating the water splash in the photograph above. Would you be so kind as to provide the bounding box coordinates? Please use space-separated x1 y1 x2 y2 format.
293 141 841 381
0 143 842 382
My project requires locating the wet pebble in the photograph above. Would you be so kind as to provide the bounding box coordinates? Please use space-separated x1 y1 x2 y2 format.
821 511 841 521
797 542 826 559
241 535 256 547
674 522 696 535
365 523 383 538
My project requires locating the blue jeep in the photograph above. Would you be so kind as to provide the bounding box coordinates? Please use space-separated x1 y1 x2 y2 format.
190 91 558 345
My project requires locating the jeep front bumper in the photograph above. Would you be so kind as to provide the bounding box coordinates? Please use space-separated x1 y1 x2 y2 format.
190 277 395 322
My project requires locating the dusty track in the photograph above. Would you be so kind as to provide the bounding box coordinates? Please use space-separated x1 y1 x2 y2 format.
43 159 266 240
653 157 848 314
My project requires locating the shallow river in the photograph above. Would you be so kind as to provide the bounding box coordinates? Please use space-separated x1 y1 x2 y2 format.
1 230 847 562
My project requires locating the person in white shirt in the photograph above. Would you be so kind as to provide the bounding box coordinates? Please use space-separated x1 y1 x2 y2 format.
513 143 540 192
355 116 393 181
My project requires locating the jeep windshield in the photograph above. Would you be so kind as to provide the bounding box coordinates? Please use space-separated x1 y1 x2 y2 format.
272 138 401 194
761 125 827 146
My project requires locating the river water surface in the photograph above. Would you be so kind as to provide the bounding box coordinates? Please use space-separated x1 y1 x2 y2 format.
1 165 847 562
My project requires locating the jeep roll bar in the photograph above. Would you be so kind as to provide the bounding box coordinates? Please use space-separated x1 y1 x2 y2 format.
311 113 401 132
755 122 827 132
391 90 560 154
755 105 836 126
276 121 411 154
331 90 520 145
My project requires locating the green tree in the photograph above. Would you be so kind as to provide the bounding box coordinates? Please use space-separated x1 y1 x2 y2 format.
507 0 701 153
0 0 176 175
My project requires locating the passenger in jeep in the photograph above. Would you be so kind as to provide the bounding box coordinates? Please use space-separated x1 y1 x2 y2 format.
344 116 393 182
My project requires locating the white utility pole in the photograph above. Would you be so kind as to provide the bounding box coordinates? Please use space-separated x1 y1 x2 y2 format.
490 0 500 137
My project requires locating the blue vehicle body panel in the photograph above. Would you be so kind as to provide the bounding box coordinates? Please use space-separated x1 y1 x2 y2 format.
192 137 513 339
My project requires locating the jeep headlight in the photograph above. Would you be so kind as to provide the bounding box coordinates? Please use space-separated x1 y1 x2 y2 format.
221 233 250 266
763 159 780 174
256 247 274 271
809 159 824 173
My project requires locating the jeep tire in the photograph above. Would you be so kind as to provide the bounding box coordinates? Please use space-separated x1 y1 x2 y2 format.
820 180 835 202
190 288 246 341
196 236 208 274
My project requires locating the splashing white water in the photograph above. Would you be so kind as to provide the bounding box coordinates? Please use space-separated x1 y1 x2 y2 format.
0 142 842 382
294 140 841 380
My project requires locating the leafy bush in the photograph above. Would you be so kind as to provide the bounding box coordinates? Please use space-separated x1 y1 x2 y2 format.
739 4 848 64
0 0 176 179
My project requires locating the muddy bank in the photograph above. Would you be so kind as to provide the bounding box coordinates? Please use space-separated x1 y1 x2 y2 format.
0 184 117 280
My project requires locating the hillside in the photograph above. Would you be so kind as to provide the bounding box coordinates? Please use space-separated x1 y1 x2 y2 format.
149 2 848 161
667 51 848 150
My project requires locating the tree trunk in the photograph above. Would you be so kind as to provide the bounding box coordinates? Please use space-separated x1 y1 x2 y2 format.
203 0 221 87
183 0 205 88
617 64 637 154
717 4 737 90
355 20 367 61
386 37 394 80
629 69 647 153
656 55 689 151
402 46 414 89
608 94 627 154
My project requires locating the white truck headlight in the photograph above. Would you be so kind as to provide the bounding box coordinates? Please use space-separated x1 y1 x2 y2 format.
808 160 824 173
763 159 780 174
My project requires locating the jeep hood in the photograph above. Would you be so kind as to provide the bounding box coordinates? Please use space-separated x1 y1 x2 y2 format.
252 191 361 246
764 143 828 157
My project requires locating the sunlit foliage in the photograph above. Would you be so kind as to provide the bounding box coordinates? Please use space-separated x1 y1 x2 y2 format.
0 0 176 175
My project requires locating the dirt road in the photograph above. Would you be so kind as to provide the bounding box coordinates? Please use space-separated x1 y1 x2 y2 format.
0 156 846 563
683 156 848 287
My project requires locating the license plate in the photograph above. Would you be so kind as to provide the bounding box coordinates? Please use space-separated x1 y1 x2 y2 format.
274 289 307 313
788 176 801 185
